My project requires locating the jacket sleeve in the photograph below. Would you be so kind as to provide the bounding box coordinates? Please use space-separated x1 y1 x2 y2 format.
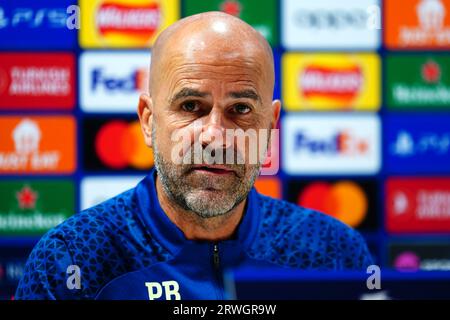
15 232 80 300
337 227 375 270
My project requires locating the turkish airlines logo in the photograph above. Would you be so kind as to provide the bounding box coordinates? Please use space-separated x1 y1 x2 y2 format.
96 1 161 40
7 66 71 97
0 53 74 109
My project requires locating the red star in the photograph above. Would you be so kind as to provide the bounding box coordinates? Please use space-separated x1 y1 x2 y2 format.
422 60 441 83
16 185 38 209
220 0 242 17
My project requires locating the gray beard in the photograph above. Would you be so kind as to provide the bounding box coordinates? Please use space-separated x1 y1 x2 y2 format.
151 125 260 219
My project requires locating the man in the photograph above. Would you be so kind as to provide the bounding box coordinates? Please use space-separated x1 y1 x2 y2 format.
16 12 373 300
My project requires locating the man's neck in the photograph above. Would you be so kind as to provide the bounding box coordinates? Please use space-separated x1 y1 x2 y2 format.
155 176 246 241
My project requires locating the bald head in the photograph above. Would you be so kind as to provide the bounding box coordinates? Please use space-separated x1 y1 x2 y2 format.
149 11 274 98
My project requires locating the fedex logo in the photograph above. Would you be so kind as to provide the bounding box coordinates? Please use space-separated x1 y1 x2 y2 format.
294 131 369 155
283 114 380 175
0 7 67 29
80 52 150 113
91 68 146 93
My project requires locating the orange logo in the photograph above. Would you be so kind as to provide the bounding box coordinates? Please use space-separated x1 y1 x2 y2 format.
0 117 76 174
298 181 367 227
385 0 450 49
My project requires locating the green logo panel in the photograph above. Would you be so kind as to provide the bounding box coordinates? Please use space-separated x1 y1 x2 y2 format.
0 181 74 236
182 0 278 46
386 54 450 109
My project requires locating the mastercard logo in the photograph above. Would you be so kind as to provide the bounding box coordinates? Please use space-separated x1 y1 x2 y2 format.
297 181 367 227
95 120 154 170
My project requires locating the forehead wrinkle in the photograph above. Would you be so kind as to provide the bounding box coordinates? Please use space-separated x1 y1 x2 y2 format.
149 12 275 98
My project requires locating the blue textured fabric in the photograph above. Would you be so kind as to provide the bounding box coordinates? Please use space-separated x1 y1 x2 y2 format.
15 169 373 300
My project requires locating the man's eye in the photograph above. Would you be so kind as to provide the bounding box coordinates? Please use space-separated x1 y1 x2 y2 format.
233 104 251 114
181 101 199 112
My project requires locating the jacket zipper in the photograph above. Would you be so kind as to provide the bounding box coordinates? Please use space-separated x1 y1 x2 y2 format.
212 242 223 299
213 243 220 271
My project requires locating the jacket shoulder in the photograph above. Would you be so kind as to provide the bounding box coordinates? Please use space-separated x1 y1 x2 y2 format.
253 195 373 270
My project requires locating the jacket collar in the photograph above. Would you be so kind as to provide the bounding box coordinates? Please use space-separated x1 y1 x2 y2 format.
136 168 261 256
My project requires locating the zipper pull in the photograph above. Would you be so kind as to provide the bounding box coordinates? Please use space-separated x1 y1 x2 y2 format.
213 243 220 270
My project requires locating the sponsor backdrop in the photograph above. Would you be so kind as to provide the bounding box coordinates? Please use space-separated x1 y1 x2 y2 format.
0 0 449 299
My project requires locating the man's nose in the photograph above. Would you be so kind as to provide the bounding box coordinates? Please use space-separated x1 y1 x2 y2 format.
198 109 227 148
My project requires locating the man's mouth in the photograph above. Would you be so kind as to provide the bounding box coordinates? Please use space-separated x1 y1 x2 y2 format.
191 165 235 175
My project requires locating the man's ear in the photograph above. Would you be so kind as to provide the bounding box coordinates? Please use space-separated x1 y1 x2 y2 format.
137 93 154 148
271 99 281 129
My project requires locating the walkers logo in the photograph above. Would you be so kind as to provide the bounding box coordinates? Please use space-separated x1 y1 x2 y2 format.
80 52 150 113
183 0 277 46
0 0 77 49
80 0 179 48
84 118 154 171
0 181 74 235
385 0 450 49
287 179 377 230
0 117 76 174
81 176 143 210
281 0 380 50
282 53 380 111
0 53 75 110
387 55 450 109
282 114 381 175
385 115 450 173
389 243 450 271
386 178 450 233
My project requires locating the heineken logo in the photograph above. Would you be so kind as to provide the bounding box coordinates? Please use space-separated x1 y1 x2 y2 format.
387 55 450 108
422 60 441 83
220 0 242 17
0 181 74 235
16 185 38 210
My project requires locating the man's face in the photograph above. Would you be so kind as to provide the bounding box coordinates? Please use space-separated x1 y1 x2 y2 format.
148 32 277 219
